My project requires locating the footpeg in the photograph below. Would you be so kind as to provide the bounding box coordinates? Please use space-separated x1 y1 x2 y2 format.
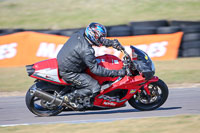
63 96 82 111
63 96 69 103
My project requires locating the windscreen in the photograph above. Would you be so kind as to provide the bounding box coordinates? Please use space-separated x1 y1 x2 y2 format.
130 46 155 80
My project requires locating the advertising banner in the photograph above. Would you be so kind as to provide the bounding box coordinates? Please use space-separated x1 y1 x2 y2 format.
0 31 183 67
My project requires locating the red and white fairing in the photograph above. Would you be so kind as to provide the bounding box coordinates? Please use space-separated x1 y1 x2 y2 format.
30 54 123 85
27 54 159 108
31 58 68 85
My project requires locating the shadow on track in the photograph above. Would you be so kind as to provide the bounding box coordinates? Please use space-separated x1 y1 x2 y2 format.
57 106 182 117
157 107 182 110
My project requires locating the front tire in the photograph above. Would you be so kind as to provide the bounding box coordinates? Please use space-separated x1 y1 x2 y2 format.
25 82 64 117
128 79 168 111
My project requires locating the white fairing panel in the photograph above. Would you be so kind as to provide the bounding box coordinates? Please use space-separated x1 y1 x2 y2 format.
33 68 61 83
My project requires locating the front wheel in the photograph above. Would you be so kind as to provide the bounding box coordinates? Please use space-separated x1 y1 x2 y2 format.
25 82 64 117
128 79 169 111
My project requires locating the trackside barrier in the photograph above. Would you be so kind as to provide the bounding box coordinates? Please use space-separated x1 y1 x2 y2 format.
0 31 183 67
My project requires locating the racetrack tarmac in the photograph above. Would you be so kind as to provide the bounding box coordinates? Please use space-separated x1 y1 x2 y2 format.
0 87 200 126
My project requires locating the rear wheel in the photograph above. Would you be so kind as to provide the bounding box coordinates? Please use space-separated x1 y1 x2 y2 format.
25 82 64 117
128 79 168 111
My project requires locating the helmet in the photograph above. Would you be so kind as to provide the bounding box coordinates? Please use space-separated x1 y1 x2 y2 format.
85 22 107 46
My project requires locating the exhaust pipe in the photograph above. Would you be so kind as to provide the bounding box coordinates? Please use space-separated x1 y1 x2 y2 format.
32 89 63 106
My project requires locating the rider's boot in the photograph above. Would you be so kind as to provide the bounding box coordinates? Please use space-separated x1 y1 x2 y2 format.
88 92 99 108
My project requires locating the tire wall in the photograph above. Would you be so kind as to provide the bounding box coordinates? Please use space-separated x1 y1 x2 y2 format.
1 20 200 57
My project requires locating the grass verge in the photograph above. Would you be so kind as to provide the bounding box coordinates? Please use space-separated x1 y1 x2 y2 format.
154 57 200 84
0 115 200 133
0 0 200 29
0 57 200 92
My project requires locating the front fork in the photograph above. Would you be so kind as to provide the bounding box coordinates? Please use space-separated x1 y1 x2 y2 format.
142 76 159 99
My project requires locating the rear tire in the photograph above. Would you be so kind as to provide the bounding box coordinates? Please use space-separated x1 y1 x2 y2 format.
128 79 168 111
25 82 64 117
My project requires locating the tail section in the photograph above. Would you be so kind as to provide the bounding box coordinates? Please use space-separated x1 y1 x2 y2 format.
26 58 68 85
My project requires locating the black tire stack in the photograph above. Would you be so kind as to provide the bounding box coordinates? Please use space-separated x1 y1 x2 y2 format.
107 20 200 58
106 24 132 37
170 21 200 57
25 28 84 36
0 20 200 58
0 29 24 36
59 28 84 36
130 20 169 35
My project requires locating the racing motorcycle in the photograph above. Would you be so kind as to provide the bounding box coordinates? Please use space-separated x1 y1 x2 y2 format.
25 45 169 117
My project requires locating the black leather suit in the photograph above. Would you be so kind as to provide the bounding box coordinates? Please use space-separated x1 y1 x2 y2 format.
57 30 121 96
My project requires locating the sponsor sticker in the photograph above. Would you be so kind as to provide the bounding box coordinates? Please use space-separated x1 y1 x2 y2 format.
103 101 116 106
130 89 136 94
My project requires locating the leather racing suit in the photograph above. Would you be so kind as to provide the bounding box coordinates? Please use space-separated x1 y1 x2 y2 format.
57 30 124 98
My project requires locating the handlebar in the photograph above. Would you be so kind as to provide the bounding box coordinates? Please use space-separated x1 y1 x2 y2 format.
120 47 134 76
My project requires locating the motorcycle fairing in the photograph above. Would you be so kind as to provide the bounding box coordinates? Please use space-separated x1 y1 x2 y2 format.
93 74 159 108
29 58 69 85
130 45 155 80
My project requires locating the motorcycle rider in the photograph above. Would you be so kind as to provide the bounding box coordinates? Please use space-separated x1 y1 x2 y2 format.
57 22 126 109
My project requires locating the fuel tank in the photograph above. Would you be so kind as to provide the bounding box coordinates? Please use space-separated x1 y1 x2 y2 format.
86 54 123 85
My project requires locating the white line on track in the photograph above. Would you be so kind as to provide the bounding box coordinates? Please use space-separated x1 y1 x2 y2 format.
0 114 181 127
0 117 128 127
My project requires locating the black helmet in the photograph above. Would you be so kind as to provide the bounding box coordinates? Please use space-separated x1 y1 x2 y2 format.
85 22 107 46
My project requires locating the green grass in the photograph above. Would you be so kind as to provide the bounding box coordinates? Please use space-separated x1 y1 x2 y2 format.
0 57 200 92
154 57 200 84
0 67 34 92
0 115 200 133
0 0 200 29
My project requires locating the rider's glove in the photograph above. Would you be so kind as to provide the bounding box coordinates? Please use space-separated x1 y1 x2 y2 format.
112 39 124 51
117 68 126 77
101 38 124 51
101 38 111 47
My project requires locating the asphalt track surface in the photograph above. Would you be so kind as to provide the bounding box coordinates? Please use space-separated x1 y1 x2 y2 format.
0 87 200 126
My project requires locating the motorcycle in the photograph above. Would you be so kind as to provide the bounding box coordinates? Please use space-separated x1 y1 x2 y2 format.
25 44 169 117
